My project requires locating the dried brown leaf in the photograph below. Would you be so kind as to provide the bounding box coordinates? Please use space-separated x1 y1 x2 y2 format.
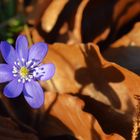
1 41 139 139
32 0 140 43
70 0 89 43
82 0 140 43
41 43 140 139
39 92 124 140
41 0 69 32
103 22 140 75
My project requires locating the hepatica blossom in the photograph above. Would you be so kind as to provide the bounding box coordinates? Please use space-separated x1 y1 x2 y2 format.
0 35 55 108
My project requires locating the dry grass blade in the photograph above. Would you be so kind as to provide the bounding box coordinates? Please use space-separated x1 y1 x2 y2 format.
39 42 140 139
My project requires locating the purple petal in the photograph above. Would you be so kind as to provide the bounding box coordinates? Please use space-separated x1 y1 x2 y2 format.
23 80 44 109
0 41 17 65
3 78 23 98
34 63 55 81
16 35 29 62
0 64 13 83
28 42 48 65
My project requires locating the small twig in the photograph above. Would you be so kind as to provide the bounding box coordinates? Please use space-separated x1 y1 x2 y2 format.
24 24 33 46
131 95 140 140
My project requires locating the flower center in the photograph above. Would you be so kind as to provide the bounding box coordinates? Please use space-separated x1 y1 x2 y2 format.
12 59 37 83
19 67 29 78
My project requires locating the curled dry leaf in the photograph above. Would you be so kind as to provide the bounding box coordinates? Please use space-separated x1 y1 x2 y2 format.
0 41 140 139
82 0 140 44
27 0 140 43
39 91 124 140
41 43 140 139
41 0 69 32
27 0 140 44
103 22 140 75
1 41 139 139
67 0 89 44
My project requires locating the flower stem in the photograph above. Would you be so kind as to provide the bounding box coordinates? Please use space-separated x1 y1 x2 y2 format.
24 24 33 46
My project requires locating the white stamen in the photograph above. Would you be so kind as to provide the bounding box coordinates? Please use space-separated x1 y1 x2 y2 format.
13 66 17 69
28 75 33 78
25 77 29 80
35 67 38 70
12 70 18 74
26 60 32 67
14 61 17 65
20 76 23 79
17 62 21 66
22 79 25 83
18 79 21 82
13 74 17 77
21 58 25 62
13 69 18 72
30 65 34 68
33 72 37 77
30 62 36 68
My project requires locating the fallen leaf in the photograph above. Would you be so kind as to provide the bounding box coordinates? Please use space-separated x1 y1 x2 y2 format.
41 0 69 32
41 43 140 139
30 0 140 44
103 22 140 75
39 92 125 140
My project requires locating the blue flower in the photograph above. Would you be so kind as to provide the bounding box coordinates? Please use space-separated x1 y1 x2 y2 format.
0 35 55 108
